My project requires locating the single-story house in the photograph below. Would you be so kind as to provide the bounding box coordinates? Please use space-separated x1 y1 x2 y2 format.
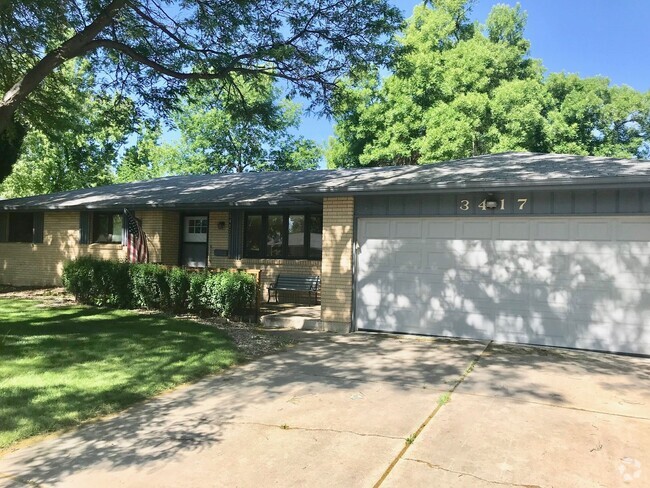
2 152 650 355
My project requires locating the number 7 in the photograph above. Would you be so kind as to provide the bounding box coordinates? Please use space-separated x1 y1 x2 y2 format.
517 198 528 210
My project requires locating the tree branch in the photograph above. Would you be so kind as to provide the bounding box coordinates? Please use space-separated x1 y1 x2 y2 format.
85 38 331 88
0 0 128 133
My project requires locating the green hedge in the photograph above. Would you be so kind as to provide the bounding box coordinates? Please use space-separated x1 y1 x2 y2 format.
202 272 257 317
62 256 131 308
130 263 171 310
62 257 257 319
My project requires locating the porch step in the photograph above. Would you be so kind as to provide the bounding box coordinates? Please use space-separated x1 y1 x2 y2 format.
260 306 321 330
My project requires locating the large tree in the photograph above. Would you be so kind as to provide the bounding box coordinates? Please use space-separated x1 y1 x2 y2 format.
327 0 650 168
0 63 137 198
0 0 402 181
116 77 322 180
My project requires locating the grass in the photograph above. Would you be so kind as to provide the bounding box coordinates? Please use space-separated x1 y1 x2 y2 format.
0 298 239 449
438 392 451 406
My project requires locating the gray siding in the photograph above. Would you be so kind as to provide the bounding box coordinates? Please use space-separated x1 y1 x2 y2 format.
356 189 650 217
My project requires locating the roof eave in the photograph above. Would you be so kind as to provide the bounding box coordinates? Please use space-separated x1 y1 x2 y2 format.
0 199 322 212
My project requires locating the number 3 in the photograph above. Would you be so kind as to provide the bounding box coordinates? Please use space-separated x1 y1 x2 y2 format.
459 199 470 211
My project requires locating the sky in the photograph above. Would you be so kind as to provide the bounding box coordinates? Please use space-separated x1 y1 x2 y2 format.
297 0 650 147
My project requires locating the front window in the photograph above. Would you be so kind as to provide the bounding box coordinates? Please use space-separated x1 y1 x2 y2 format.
288 215 305 258
8 213 34 243
244 215 263 257
244 212 322 259
187 217 208 235
267 215 284 258
93 212 122 243
184 216 208 243
309 215 323 260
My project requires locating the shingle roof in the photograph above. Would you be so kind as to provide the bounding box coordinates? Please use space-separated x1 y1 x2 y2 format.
292 152 650 196
0 168 364 211
2 152 650 211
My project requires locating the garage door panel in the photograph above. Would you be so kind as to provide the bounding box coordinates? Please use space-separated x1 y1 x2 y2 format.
393 249 424 266
356 216 650 355
392 220 423 238
533 221 571 240
575 221 612 240
363 220 391 238
617 221 650 241
495 220 531 240
426 221 456 238
361 305 496 340
458 220 493 239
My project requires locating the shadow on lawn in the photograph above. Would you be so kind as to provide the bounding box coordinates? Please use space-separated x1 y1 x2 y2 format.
0 328 648 485
0 299 237 459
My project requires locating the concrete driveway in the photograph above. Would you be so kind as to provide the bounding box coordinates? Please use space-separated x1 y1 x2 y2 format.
0 334 648 487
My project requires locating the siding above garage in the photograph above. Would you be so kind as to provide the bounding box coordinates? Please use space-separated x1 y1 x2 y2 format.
356 189 650 218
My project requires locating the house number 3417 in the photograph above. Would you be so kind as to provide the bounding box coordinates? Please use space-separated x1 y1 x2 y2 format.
459 198 528 211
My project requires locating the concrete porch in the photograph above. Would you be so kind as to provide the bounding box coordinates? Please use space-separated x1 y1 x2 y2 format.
260 304 321 331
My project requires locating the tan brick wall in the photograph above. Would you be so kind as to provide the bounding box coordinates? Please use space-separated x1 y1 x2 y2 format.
160 211 180 265
320 197 354 329
208 211 229 256
0 210 181 286
0 211 126 287
135 210 179 265
207 211 321 301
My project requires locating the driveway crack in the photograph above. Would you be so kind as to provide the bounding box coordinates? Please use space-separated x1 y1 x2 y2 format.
453 391 650 421
403 458 544 488
373 340 493 487
225 421 404 440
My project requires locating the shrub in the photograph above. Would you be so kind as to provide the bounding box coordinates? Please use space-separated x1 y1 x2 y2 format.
129 264 171 310
62 256 131 308
62 256 95 304
167 267 191 312
188 271 209 313
62 258 256 319
202 272 256 317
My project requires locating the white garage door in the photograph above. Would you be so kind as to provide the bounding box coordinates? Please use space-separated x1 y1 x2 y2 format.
355 216 650 355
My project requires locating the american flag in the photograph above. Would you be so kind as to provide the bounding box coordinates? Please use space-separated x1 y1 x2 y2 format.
124 209 149 263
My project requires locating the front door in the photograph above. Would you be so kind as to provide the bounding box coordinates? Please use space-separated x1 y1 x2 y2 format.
181 215 208 267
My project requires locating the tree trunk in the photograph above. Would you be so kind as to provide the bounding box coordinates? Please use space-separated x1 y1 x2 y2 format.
0 0 128 135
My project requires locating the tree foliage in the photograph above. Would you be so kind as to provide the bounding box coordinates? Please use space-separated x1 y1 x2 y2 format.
327 0 650 168
116 78 322 181
0 63 137 198
0 0 402 180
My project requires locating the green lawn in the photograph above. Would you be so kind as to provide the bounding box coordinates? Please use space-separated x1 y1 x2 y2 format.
0 298 239 449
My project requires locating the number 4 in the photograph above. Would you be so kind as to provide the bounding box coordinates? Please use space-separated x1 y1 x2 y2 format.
517 198 528 210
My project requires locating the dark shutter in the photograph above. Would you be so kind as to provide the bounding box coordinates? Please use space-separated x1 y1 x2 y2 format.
229 210 243 259
32 212 44 244
80 211 91 244
0 213 7 242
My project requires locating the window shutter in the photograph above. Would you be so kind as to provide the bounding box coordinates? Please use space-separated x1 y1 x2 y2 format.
80 211 91 244
0 213 7 242
229 210 243 259
32 212 44 244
